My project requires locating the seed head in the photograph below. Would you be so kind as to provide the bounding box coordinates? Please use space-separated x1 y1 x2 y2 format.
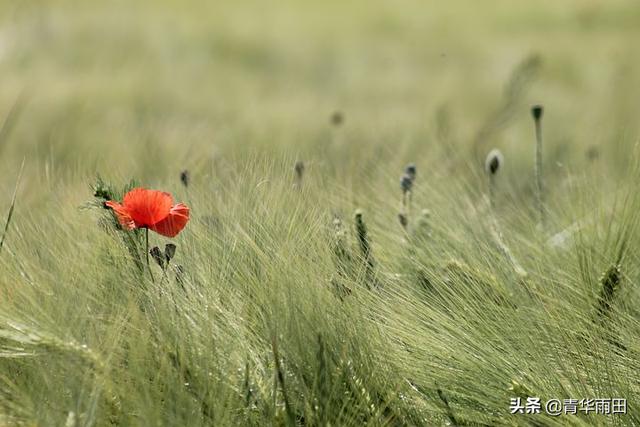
330 111 344 127
294 160 305 180
597 264 621 318
354 209 373 265
164 243 177 262
400 174 413 194
149 246 165 268
404 163 417 181
485 149 503 176
586 146 599 162
398 212 408 229
94 189 112 201
531 105 544 121
180 170 190 188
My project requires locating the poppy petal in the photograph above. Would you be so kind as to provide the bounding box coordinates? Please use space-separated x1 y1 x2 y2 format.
150 203 190 238
123 188 173 227
105 201 136 230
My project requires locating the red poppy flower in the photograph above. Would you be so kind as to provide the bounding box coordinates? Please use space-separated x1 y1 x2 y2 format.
105 188 190 238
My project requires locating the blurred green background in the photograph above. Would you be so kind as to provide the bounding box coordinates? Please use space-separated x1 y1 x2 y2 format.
1 0 639 192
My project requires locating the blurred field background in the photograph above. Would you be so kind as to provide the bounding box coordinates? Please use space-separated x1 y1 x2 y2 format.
1 0 640 186
1 0 640 425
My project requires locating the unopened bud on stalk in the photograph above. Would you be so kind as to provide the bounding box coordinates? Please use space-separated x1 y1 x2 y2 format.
404 163 417 181
164 243 177 262
294 160 305 181
180 170 190 188
531 105 544 121
398 212 408 230
149 246 165 268
330 111 344 127
400 174 413 194
485 149 503 176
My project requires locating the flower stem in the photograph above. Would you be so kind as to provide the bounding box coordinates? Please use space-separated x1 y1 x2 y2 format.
145 228 155 283
532 105 545 227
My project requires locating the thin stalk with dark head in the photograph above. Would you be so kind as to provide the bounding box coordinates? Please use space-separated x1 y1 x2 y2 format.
294 160 304 188
399 163 416 230
532 105 545 225
485 149 503 210
355 209 377 288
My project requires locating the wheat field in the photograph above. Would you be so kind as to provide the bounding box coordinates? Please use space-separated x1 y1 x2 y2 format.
0 0 639 425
